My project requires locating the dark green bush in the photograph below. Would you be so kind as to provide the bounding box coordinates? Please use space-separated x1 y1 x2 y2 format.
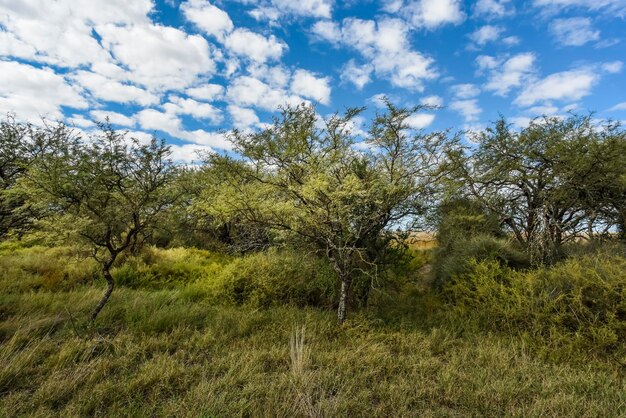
433 234 529 288
210 248 337 308
442 253 626 360
113 247 230 289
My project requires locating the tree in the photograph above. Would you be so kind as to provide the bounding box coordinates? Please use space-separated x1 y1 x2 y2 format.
0 116 68 238
200 102 451 323
24 123 178 321
452 115 601 264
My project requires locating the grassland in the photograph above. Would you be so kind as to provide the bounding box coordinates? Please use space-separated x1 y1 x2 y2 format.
2 244 626 417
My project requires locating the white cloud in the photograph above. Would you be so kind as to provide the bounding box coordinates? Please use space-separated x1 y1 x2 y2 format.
609 102 626 111
185 84 225 101
469 25 504 46
316 18 436 91
391 0 465 29
0 0 152 68
224 28 287 63
163 96 223 124
405 113 436 129
549 17 600 46
420 95 443 107
473 0 514 19
135 108 231 150
290 70 331 104
602 61 623 74
90 110 136 127
169 143 213 163
181 130 231 149
228 105 260 129
515 68 599 107
341 60 373 90
248 64 291 88
97 23 216 91
181 0 234 40
482 52 536 96
136 108 183 137
0 61 87 121
311 20 342 44
72 71 159 106
450 99 482 123
226 76 305 110
68 114 95 128
247 0 333 21
533 0 626 16
451 83 480 99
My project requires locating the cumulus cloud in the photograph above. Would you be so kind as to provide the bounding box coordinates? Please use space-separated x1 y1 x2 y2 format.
90 110 136 127
405 113 436 129
226 76 306 110
249 0 333 20
181 0 234 40
450 99 482 123
290 70 331 104
473 0 514 19
72 71 159 106
97 24 216 91
228 105 260 129
224 29 287 63
385 0 465 29
312 17 437 91
163 96 223 124
549 17 600 46
480 53 537 96
533 0 626 16
514 68 599 107
0 61 87 121
451 84 481 99
469 25 504 47
186 84 225 101
341 60 374 90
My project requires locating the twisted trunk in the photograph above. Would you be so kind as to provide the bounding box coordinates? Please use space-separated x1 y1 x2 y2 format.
91 258 116 322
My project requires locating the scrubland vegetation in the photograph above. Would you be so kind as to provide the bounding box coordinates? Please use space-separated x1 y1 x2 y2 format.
1 103 626 416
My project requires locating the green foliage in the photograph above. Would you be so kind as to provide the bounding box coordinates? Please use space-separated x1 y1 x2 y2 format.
442 250 626 360
434 235 530 288
0 245 98 293
112 247 231 290
2 279 626 416
210 248 338 308
432 196 528 287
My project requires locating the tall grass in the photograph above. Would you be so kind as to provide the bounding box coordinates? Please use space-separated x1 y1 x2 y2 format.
2 243 626 416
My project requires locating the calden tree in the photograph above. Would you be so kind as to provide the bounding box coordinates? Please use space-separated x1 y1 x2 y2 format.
0 116 70 238
24 123 178 321
202 102 451 323
452 115 606 264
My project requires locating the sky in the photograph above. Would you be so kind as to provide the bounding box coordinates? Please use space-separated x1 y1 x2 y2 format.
1 0 625 161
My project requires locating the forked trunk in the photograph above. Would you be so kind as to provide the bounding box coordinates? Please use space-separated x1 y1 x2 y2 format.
337 276 351 324
91 260 115 322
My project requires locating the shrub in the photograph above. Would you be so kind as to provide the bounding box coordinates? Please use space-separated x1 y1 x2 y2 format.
433 234 529 288
442 253 626 360
0 246 98 293
210 248 337 308
112 247 230 289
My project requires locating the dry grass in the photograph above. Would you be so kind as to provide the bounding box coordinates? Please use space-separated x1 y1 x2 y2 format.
2 245 626 416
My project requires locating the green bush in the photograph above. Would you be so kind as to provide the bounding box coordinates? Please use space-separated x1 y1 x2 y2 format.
442 254 626 360
433 234 529 288
209 248 338 308
113 247 230 289
0 246 98 293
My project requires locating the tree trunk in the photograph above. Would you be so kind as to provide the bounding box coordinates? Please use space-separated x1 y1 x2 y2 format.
337 275 351 324
91 260 115 322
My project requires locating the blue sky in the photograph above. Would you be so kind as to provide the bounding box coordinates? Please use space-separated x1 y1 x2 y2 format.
1 0 625 161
